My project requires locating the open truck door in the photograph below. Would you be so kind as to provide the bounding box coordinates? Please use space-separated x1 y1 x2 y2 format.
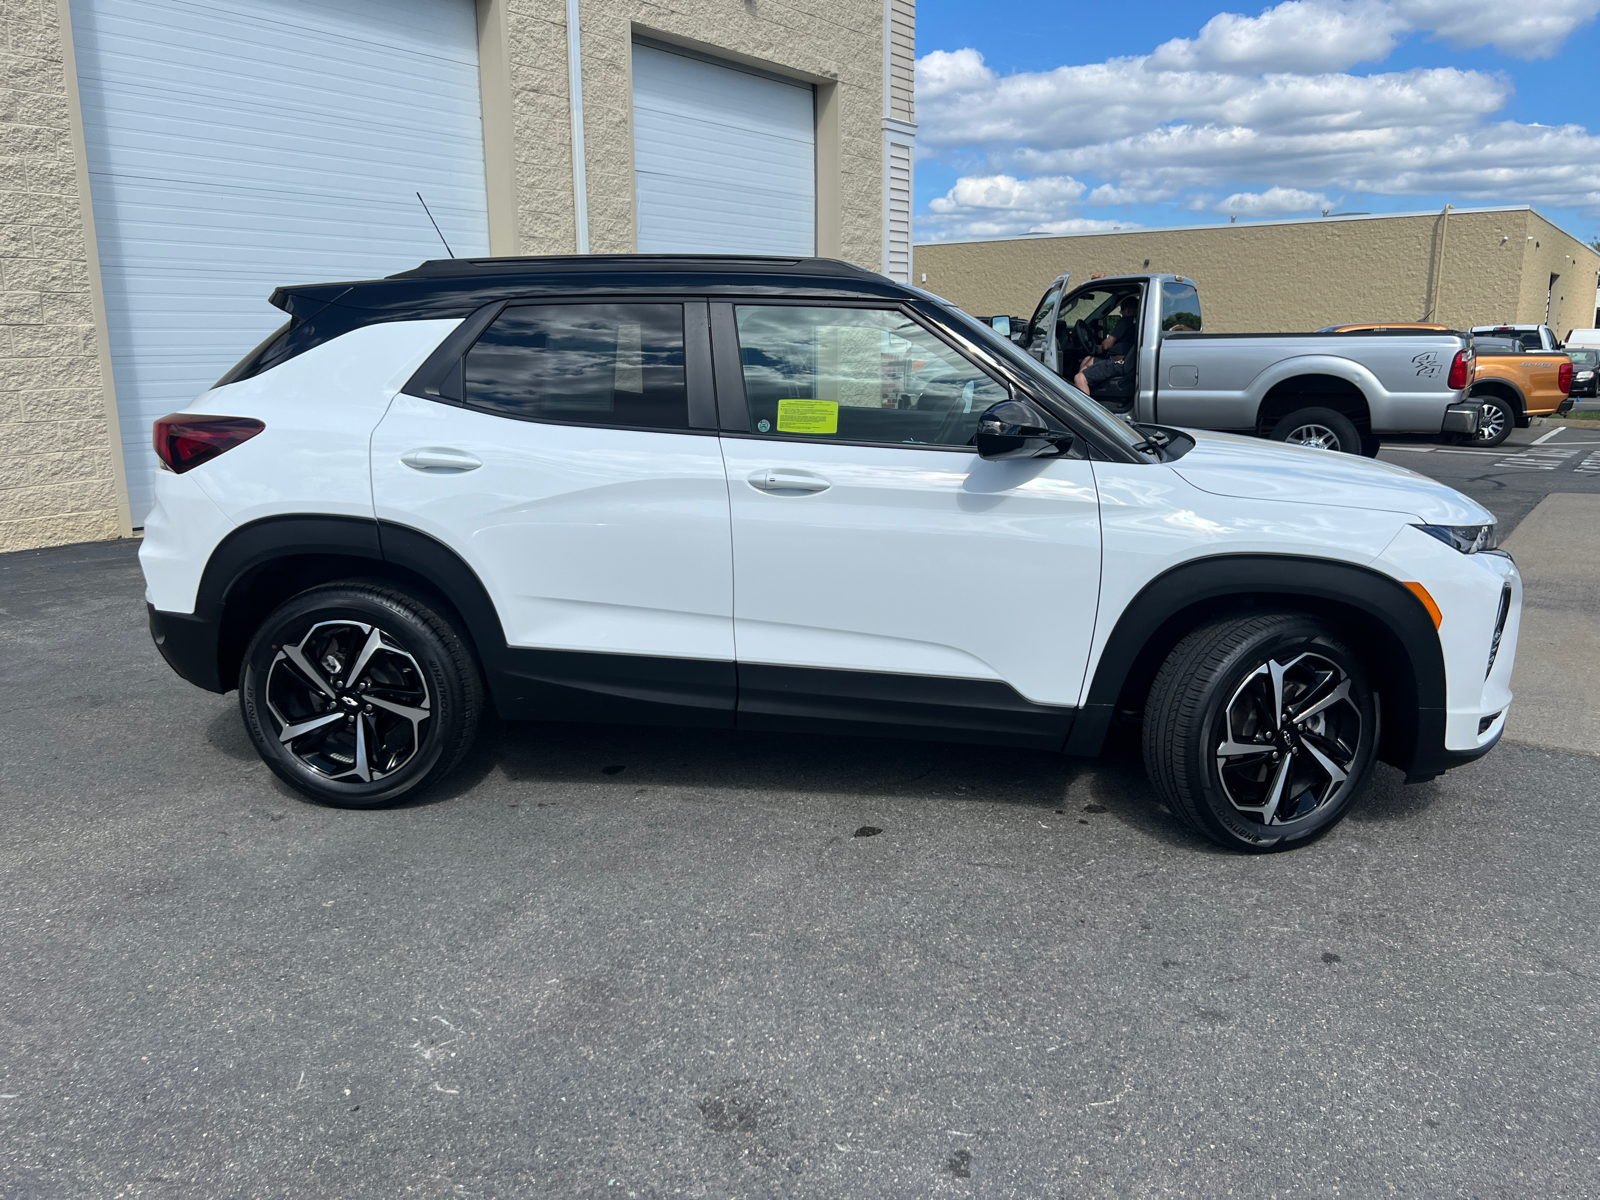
1022 272 1072 373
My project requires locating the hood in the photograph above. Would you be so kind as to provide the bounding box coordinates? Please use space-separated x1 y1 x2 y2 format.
1171 430 1495 526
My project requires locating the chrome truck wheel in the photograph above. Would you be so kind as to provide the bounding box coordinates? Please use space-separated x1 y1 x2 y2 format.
1268 406 1362 454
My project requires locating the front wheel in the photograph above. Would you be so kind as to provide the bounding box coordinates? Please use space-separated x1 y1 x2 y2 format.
1142 614 1377 852
239 582 484 808
1268 407 1362 453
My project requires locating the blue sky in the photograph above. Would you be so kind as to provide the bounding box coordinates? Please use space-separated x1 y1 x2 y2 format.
912 0 1600 243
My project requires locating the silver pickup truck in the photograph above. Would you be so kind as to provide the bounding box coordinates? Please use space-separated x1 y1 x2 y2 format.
999 272 1482 455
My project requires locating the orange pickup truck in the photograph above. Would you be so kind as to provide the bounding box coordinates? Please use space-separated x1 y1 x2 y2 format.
1322 323 1573 446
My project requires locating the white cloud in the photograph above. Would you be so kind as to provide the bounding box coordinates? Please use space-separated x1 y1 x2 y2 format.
1393 0 1600 58
927 174 1087 212
1147 0 1600 70
913 0 1600 241
1218 186 1338 214
1150 1 1404 74
922 175 1138 239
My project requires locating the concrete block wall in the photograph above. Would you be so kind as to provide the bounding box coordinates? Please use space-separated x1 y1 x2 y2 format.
503 0 887 267
1 0 126 553
914 208 1600 336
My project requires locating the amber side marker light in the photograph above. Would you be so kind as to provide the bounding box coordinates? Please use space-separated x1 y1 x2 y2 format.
1404 581 1443 629
153 415 264 474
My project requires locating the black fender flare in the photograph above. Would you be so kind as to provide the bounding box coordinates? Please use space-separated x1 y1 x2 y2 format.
1468 377 1527 417
180 514 508 693
1065 554 1447 780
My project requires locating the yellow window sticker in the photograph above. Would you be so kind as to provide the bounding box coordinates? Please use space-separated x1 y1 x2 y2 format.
775 398 839 435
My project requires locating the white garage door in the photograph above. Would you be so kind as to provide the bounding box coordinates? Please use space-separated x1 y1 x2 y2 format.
632 42 815 257
71 0 491 522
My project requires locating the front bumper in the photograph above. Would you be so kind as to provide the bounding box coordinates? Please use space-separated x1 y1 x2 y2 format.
148 603 227 693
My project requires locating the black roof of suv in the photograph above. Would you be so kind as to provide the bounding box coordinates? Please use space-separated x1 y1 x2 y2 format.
270 254 911 322
225 256 919 389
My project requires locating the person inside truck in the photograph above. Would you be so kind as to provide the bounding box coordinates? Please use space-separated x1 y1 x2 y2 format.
1074 294 1139 396
1099 294 1140 356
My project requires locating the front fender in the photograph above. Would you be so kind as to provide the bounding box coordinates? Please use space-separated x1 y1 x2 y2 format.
1066 553 1448 781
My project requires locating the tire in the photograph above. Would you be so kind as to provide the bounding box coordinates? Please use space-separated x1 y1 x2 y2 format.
1359 433 1382 457
239 582 484 808
1470 395 1513 447
1142 613 1378 852
1268 407 1362 454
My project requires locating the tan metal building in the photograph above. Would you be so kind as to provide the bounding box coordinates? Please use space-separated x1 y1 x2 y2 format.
917 206 1600 340
1 0 915 553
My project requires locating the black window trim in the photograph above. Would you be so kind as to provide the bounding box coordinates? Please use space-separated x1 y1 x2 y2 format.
711 296 1130 460
710 297 1032 454
400 294 718 434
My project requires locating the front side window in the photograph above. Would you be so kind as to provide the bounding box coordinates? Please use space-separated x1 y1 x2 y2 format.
463 303 687 428
1161 282 1202 333
734 306 1009 447
1029 283 1064 335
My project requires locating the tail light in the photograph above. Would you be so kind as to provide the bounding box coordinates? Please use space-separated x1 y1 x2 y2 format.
1558 362 1574 394
1447 348 1473 390
153 414 264 474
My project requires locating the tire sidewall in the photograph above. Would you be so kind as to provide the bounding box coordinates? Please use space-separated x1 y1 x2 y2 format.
1472 396 1513 447
1189 623 1377 850
1269 407 1362 454
240 587 461 807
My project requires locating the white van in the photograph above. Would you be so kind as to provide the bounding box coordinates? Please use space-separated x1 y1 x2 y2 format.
1563 328 1600 349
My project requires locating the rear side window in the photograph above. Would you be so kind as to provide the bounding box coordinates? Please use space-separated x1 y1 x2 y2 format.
1161 282 1202 333
463 303 688 429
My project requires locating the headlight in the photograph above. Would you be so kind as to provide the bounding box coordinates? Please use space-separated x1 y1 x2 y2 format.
1414 523 1498 553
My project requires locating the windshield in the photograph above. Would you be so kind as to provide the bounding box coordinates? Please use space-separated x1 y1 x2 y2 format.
921 295 1157 457
1569 349 1597 365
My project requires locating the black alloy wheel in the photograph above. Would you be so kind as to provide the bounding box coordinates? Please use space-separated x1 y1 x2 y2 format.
239 582 483 807
1143 613 1377 851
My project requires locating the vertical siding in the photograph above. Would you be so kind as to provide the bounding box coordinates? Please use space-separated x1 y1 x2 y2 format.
885 139 912 283
888 0 914 123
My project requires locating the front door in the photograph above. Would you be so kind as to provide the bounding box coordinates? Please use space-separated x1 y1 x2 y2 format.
715 302 1103 746
371 300 736 724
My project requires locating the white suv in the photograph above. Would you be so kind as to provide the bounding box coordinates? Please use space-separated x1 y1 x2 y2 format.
140 256 1520 851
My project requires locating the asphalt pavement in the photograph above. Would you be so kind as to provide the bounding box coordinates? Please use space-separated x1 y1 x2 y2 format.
1378 418 1600 534
3 536 1599 1198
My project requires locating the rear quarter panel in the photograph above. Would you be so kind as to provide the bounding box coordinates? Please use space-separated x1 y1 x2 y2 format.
1153 334 1466 433
1474 352 1568 415
174 318 462 526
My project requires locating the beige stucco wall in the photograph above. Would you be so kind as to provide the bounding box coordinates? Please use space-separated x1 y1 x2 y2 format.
916 208 1600 336
501 0 887 265
0 0 128 554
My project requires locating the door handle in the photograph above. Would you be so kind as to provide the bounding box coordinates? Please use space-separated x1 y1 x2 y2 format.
400 447 482 473
749 469 830 494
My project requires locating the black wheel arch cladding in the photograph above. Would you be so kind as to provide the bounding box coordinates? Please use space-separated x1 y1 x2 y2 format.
1067 554 1444 780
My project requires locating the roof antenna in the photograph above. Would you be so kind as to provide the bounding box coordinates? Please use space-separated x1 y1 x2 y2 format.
416 192 455 258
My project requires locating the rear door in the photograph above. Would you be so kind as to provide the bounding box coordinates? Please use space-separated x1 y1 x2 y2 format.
714 301 1103 744
370 299 736 724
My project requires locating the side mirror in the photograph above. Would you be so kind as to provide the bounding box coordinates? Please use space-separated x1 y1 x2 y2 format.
988 315 1011 338
975 398 1075 461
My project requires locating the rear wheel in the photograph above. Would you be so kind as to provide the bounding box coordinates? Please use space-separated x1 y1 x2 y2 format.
1268 407 1362 454
1471 395 1513 447
1143 613 1377 852
239 582 483 808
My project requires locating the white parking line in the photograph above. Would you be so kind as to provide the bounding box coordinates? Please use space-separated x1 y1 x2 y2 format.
1533 426 1565 445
